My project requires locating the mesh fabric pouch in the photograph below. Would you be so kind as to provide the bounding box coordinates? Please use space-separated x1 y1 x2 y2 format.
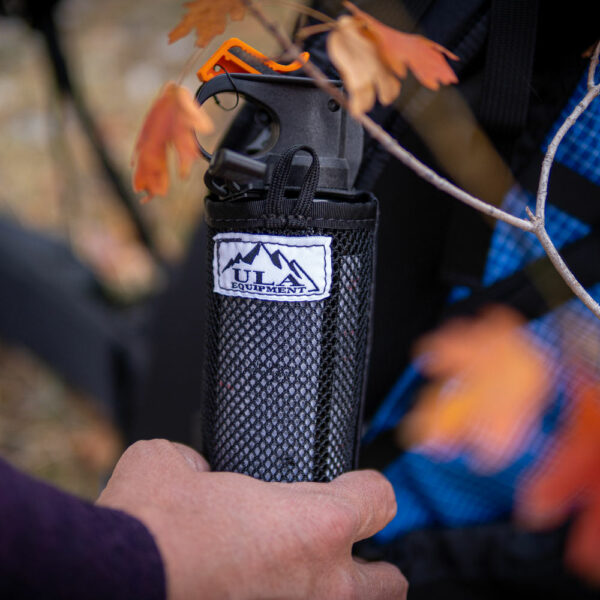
203 146 377 482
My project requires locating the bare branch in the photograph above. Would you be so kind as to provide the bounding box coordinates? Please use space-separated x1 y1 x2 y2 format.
535 84 600 222
534 222 600 319
241 0 534 232
295 23 334 41
588 40 600 89
257 0 336 24
243 0 600 318
534 54 600 318
353 116 535 231
177 47 205 85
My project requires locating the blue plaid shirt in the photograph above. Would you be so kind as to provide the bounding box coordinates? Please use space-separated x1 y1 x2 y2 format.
367 68 600 543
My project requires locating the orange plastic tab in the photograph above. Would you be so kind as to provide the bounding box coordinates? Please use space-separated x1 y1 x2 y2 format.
197 38 309 82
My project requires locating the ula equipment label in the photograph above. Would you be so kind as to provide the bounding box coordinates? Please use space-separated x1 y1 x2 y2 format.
213 233 332 302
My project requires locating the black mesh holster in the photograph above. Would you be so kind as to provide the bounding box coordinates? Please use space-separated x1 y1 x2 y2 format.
202 147 377 482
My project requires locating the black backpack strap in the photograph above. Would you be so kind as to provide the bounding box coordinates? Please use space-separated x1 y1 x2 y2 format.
444 224 600 321
439 1 540 288
356 522 599 600
478 0 539 157
356 0 491 192
443 134 600 321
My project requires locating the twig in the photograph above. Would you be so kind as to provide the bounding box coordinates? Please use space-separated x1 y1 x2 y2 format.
295 23 334 40
588 40 600 89
534 216 600 318
535 87 600 222
533 41 600 318
244 0 600 318
177 47 205 85
256 0 336 23
353 115 534 230
241 0 534 232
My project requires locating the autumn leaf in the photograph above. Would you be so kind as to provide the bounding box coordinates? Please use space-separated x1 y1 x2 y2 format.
517 383 600 584
132 82 213 202
399 306 551 472
344 2 458 90
327 15 401 116
323 1 457 114
169 0 246 48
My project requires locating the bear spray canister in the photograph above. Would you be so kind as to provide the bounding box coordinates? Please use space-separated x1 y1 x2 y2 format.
196 72 377 482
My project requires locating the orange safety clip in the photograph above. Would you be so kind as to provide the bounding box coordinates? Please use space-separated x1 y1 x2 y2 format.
197 37 309 82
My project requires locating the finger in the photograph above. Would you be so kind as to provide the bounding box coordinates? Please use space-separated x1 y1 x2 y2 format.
170 442 211 472
352 559 408 600
100 439 170 492
329 470 397 542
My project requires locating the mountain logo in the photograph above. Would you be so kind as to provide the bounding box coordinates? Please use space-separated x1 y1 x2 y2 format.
213 233 332 302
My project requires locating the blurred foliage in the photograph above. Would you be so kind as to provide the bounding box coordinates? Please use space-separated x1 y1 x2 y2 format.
0 342 122 499
0 0 298 496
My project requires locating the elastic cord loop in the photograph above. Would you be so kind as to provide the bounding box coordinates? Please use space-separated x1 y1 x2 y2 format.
265 145 320 218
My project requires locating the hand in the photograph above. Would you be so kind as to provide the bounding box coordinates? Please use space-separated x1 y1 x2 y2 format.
97 439 407 600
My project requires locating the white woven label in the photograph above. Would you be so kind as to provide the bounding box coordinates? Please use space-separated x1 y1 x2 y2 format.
213 233 332 302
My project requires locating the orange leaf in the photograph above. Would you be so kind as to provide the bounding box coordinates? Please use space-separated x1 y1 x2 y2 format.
324 3 457 114
344 1 458 90
565 496 600 585
517 384 600 583
327 15 401 116
169 0 246 48
400 306 551 472
131 82 214 202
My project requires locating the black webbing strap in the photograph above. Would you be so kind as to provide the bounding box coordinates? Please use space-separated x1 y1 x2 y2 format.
478 0 539 153
356 1 495 288
265 145 320 218
399 0 433 26
356 0 490 191
520 151 600 224
444 149 600 321
444 227 600 321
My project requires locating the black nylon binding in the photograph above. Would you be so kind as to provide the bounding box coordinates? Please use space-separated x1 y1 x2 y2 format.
265 145 320 218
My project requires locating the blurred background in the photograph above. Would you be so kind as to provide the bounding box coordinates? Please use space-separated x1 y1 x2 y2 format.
0 0 298 498
3 2 600 591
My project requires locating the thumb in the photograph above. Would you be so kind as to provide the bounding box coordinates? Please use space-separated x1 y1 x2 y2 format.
171 442 211 472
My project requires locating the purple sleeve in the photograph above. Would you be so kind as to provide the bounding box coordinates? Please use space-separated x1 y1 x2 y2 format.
0 458 166 599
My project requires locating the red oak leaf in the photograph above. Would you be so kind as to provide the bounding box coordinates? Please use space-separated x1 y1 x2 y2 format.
344 1 458 90
132 82 213 202
327 15 401 116
324 2 458 114
169 0 246 48
399 306 551 472
518 383 600 584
